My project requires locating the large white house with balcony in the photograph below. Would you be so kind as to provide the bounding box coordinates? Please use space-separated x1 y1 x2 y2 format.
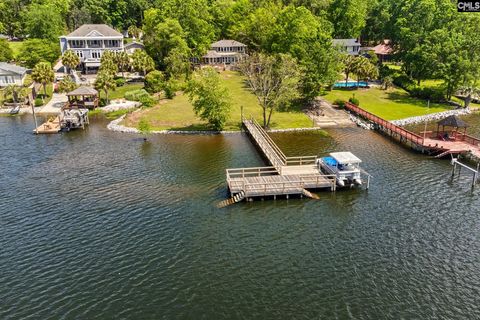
59 24 124 74
201 40 247 65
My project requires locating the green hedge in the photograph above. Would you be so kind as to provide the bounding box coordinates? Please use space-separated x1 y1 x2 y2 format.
124 89 156 108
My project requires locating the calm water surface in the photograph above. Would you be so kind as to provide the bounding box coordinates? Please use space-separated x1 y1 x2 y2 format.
1 114 480 319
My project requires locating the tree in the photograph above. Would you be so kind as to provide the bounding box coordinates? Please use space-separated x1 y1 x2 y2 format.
57 77 78 93
18 39 60 68
23 3 65 41
4 84 26 104
61 50 80 74
128 25 142 39
94 71 117 105
239 53 302 128
115 51 130 78
381 76 393 90
342 54 357 86
328 0 368 38
0 39 13 62
457 86 480 109
144 70 165 94
31 62 54 98
99 51 118 75
354 56 378 86
131 50 155 76
143 15 191 74
186 67 231 131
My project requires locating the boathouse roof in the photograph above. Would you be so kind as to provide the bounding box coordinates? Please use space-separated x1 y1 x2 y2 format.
330 152 362 164
437 115 468 128
67 86 98 96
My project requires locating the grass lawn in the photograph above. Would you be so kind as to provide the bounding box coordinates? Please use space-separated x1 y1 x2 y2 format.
100 83 144 101
123 71 312 131
8 41 24 58
323 87 450 120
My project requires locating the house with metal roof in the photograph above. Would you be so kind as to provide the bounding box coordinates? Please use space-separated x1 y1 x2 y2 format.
332 39 361 55
124 41 145 55
0 62 27 87
59 24 124 74
202 40 247 65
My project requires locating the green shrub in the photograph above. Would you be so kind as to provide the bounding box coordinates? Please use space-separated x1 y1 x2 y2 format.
115 77 126 87
124 89 150 101
138 94 156 108
34 97 43 107
144 70 164 94
393 74 416 92
349 97 360 106
333 99 346 108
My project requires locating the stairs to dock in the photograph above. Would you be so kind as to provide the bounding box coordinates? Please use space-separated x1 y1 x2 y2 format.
301 189 320 200
217 191 246 208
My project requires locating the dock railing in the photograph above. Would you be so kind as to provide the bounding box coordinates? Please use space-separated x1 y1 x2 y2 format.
345 102 425 146
244 117 318 169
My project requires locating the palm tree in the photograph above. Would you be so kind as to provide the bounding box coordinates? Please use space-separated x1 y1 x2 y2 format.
381 76 393 90
61 50 80 74
115 51 130 78
457 86 480 108
353 56 371 87
94 71 117 105
132 50 155 76
342 54 357 86
99 51 118 75
31 62 54 99
3 84 19 103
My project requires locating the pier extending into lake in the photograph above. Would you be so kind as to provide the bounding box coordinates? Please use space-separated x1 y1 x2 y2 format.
220 118 336 206
344 102 480 160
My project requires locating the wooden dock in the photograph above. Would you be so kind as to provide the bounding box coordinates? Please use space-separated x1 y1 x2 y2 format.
344 102 480 159
220 118 337 206
35 116 61 134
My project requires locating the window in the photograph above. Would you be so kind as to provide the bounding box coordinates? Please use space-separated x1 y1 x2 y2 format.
75 51 83 58
91 51 101 59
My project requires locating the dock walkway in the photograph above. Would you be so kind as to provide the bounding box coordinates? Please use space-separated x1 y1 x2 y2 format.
222 118 336 204
344 102 480 159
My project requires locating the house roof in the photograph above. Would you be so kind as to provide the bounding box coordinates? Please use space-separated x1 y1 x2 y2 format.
437 115 469 128
0 62 27 75
373 40 393 55
67 86 98 96
332 39 361 47
125 41 145 49
330 152 362 164
65 24 123 38
211 39 247 48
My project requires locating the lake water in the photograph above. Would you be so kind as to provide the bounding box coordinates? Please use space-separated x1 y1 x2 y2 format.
1 114 480 319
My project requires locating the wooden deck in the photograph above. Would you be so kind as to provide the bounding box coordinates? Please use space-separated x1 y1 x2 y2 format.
344 102 480 159
35 116 61 134
222 118 337 203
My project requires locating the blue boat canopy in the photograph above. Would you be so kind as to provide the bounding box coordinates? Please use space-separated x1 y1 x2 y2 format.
323 156 338 166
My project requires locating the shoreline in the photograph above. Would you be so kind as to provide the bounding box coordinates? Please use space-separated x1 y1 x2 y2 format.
391 108 473 126
107 115 327 135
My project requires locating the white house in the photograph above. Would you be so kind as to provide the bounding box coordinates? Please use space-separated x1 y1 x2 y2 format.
0 63 27 87
332 39 361 55
59 24 124 74
202 40 247 65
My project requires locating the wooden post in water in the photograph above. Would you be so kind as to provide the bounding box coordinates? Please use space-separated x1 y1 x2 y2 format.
31 98 38 134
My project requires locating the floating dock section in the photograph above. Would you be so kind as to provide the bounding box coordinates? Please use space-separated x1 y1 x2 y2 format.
220 118 337 206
